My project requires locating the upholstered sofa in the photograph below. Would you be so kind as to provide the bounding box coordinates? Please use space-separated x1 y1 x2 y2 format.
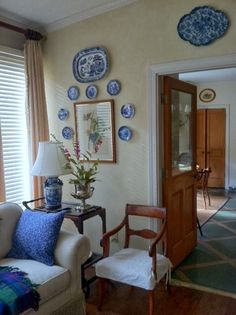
0 202 90 315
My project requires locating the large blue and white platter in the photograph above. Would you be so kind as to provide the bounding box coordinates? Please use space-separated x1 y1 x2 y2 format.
73 47 109 83
177 6 229 46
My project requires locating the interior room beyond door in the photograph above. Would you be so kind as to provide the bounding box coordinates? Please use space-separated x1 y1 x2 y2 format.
197 109 226 188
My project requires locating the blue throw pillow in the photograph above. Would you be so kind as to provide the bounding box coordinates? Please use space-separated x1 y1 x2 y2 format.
7 209 65 266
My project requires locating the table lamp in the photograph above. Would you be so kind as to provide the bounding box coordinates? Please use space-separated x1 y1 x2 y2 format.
31 141 70 210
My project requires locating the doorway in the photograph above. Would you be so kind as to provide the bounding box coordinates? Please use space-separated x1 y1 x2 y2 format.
148 55 236 266
148 54 236 206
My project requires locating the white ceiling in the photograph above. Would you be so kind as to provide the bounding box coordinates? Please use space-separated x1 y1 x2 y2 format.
180 68 236 84
1 1 236 83
0 0 137 32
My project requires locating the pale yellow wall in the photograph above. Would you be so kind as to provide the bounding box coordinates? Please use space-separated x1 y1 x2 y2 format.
43 0 236 251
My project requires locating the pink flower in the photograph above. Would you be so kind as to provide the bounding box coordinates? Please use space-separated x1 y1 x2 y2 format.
74 142 80 159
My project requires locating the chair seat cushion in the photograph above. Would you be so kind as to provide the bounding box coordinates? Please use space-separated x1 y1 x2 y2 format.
95 248 172 290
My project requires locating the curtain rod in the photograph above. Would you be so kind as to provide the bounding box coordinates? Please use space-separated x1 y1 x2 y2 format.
0 20 43 40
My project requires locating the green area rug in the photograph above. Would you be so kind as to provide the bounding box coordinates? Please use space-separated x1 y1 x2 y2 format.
172 197 236 299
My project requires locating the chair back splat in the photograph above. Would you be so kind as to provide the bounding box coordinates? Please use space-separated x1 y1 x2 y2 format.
124 204 166 249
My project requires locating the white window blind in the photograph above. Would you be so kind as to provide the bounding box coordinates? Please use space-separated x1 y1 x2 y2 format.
0 46 30 204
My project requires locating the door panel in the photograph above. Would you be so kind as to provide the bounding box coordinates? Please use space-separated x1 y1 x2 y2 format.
196 109 225 187
163 76 197 268
207 109 225 187
196 109 206 169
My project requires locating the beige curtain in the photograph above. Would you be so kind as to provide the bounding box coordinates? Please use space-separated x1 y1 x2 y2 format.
24 39 49 199
0 122 6 202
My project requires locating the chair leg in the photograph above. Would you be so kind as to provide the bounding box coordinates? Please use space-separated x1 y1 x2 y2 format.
206 188 211 206
148 290 154 315
97 277 106 311
203 190 207 209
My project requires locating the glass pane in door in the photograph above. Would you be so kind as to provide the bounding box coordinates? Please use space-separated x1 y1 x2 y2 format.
171 89 193 174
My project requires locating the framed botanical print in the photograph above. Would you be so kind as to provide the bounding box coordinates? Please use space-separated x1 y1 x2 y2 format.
74 99 116 163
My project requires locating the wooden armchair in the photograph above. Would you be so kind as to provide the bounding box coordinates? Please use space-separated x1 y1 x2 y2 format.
95 204 172 315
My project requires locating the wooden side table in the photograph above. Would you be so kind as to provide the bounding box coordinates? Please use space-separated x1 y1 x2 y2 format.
63 204 106 297
22 198 106 297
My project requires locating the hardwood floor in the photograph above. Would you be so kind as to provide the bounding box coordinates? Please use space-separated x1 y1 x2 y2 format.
86 280 236 315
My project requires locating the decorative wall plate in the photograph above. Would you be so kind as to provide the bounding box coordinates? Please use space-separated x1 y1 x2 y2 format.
199 88 216 102
58 108 69 121
72 47 109 83
86 84 98 99
62 127 74 140
121 104 135 119
177 6 229 46
118 126 132 141
67 86 80 101
107 79 121 96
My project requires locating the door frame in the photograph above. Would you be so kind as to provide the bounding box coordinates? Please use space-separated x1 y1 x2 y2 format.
197 104 230 190
148 54 236 205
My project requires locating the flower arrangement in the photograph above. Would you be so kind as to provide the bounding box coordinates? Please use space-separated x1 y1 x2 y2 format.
51 135 98 189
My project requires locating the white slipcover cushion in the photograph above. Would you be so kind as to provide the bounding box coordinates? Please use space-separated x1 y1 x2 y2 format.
95 248 172 290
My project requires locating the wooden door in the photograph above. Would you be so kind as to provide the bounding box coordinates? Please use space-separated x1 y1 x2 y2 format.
196 109 206 169
196 109 225 187
163 76 197 268
207 109 225 187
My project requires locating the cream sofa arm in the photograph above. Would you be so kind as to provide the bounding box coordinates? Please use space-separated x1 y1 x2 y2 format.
54 230 90 292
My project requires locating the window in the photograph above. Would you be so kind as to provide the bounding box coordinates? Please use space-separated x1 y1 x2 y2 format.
0 46 30 204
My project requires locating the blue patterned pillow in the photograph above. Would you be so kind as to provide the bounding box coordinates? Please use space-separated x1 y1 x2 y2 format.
7 210 65 266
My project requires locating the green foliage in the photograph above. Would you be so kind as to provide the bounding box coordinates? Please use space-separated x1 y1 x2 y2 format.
51 134 99 189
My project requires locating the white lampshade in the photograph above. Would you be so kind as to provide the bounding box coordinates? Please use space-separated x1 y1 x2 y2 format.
31 141 71 177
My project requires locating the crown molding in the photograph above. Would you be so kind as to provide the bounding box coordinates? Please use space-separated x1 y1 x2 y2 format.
0 9 41 29
46 0 137 33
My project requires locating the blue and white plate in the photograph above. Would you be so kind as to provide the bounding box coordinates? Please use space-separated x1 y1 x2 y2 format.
62 127 74 140
58 108 69 121
73 47 109 83
121 104 135 119
177 6 229 46
118 126 132 141
67 86 80 101
86 84 98 99
107 79 121 96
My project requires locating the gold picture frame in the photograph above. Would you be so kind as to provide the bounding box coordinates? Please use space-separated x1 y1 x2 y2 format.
74 99 116 163
199 88 216 103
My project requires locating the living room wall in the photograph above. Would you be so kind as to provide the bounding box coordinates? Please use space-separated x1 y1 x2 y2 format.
43 0 236 251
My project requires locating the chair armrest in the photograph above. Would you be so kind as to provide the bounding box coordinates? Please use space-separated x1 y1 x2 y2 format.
100 218 126 257
54 230 90 292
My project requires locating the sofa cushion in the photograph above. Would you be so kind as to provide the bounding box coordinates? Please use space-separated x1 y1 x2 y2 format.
0 203 22 259
0 258 70 304
7 210 65 266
